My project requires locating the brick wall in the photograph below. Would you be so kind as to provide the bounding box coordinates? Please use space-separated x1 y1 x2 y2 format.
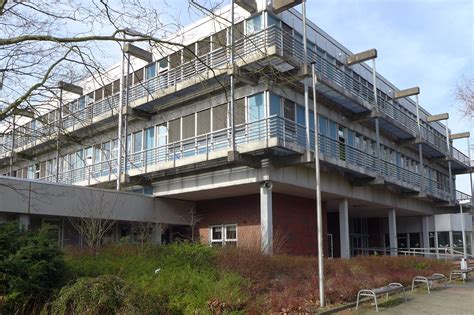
196 193 327 256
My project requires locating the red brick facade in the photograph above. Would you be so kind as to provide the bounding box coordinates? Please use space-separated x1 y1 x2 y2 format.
196 193 328 256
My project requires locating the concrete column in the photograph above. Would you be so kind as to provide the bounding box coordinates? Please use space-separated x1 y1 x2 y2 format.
421 216 430 257
260 181 273 255
339 199 350 259
388 209 397 256
18 214 30 230
151 224 163 245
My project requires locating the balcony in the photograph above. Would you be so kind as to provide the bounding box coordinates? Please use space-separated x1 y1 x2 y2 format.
31 116 451 202
1 25 469 173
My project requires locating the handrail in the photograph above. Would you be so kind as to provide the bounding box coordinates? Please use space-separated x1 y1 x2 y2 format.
29 116 448 202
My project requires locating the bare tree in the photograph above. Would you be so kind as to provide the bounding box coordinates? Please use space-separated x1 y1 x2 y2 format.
455 75 474 118
189 206 202 243
69 189 117 255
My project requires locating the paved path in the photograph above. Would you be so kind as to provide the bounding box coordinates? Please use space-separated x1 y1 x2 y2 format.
348 281 474 314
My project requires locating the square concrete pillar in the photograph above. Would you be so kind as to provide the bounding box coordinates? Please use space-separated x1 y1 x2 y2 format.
421 216 430 257
339 199 350 259
388 209 397 256
18 214 30 230
260 181 273 255
151 224 163 245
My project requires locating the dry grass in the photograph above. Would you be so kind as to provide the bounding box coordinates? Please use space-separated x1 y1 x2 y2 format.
216 248 452 313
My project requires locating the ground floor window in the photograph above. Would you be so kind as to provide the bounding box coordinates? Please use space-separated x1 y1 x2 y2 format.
210 224 237 247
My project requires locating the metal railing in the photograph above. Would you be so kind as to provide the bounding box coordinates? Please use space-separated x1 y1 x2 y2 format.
1 25 469 167
354 247 474 261
31 115 451 202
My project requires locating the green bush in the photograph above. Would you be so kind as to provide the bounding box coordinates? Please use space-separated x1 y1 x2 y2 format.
0 222 66 313
65 243 248 314
49 274 167 315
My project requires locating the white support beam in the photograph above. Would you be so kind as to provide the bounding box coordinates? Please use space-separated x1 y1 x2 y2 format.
339 199 350 259
346 49 377 66
427 113 449 123
450 132 470 140
18 214 30 230
260 181 273 255
123 43 153 62
393 87 420 99
388 209 397 256
421 216 430 257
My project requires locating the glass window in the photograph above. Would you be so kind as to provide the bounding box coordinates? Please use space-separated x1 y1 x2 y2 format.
197 109 211 135
284 99 295 121
328 120 337 139
319 116 328 135
210 224 237 247
437 232 450 247
452 232 463 250
248 93 265 122
198 37 211 56
267 14 279 27
211 226 222 242
133 131 142 152
296 105 305 125
145 63 156 79
213 29 227 50
93 145 101 163
182 114 195 139
168 119 181 143
145 127 155 149
212 104 227 131
157 124 167 146
269 93 281 116
246 14 263 34
158 58 168 72
84 147 93 166
409 233 421 248
235 98 245 125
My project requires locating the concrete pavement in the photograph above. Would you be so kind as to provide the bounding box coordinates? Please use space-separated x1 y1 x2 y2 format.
347 281 474 314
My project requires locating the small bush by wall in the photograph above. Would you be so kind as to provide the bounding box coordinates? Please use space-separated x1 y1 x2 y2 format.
0 222 66 313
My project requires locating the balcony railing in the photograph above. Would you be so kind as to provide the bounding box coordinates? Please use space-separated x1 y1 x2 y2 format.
1 25 469 168
33 116 451 202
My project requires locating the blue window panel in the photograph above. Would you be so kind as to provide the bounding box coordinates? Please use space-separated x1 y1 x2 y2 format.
143 187 153 195
329 120 337 139
318 116 328 135
146 63 156 79
347 130 355 146
133 131 142 153
248 93 265 122
296 105 305 126
78 96 85 109
246 14 262 34
145 127 155 149
268 14 279 27
269 93 281 116
309 110 315 130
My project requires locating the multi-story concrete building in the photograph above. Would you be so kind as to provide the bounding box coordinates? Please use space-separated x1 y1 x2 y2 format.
0 0 472 257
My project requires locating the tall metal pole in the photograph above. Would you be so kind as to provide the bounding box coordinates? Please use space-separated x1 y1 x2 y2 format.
116 44 125 190
123 54 131 178
445 121 453 202
415 95 424 192
372 59 381 174
229 0 235 152
55 89 63 182
312 62 325 308
460 203 467 259
303 0 310 151
468 137 473 209
9 115 15 176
